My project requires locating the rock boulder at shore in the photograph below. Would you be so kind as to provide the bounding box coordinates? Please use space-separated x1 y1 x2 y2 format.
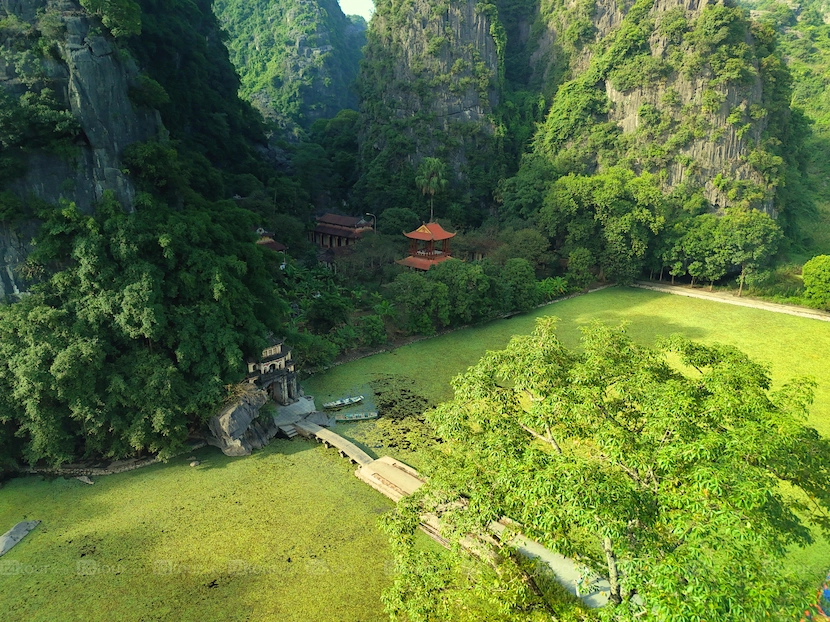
206 386 275 456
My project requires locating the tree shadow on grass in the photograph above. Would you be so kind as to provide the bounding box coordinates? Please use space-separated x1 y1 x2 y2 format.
191 436 316 472
587 312 709 344
0 436 393 622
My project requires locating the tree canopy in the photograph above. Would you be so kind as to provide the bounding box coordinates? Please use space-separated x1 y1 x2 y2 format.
415 158 449 223
0 192 284 469
802 254 830 308
391 318 830 620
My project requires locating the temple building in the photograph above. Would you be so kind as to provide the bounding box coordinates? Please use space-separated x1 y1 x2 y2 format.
309 213 373 249
245 339 298 405
396 222 456 270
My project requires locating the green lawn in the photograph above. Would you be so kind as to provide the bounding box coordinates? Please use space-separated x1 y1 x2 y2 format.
2 286 828 620
307 286 830 434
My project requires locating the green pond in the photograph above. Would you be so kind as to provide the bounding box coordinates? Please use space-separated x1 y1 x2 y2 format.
1 286 828 620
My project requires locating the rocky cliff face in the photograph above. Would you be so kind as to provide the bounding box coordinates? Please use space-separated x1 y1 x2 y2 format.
531 0 787 212
355 0 502 212
0 0 160 295
1 0 158 211
214 0 366 140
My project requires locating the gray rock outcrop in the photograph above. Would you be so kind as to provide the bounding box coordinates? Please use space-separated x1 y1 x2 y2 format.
0 0 161 298
206 385 278 457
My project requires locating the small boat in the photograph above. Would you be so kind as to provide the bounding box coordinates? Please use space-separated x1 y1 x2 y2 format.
335 411 379 422
322 395 364 409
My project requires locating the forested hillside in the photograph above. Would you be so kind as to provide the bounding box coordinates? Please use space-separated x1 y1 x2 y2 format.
735 0 830 254
0 0 292 469
354 0 504 221
214 0 366 140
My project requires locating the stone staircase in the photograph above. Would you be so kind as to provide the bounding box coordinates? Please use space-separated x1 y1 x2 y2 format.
278 424 298 439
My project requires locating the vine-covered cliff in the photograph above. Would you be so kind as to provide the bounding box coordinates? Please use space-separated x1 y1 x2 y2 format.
524 0 805 214
214 0 367 139
0 0 276 297
354 0 504 219
0 0 158 296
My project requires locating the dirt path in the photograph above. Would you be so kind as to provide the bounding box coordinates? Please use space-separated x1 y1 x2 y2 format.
631 281 830 323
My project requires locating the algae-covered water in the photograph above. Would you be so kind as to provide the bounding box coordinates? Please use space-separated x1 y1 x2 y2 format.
2 286 828 620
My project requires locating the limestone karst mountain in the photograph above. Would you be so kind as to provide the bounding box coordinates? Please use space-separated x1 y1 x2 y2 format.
0 0 272 296
214 0 367 140
355 0 804 219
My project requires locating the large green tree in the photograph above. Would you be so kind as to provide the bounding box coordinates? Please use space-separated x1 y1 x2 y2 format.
802 254 830 308
540 169 665 284
720 208 782 296
398 318 829 620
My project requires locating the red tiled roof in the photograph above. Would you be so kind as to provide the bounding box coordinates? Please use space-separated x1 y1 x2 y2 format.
404 223 456 241
313 225 363 239
256 237 287 252
316 213 369 228
396 255 454 271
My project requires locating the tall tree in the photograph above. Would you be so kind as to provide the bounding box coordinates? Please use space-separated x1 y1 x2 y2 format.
720 209 782 296
415 157 449 222
408 318 829 619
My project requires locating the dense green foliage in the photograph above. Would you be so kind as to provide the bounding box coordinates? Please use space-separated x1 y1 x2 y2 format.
663 207 782 293
128 0 270 179
734 0 830 256
0 193 283 468
214 0 366 137
387 318 829 619
540 169 666 284
802 254 830 308
389 257 542 336
79 0 141 37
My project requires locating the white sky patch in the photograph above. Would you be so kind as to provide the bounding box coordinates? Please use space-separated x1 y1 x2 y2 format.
339 0 374 21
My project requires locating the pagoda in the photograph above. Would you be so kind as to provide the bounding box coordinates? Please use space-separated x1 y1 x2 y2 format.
396 222 455 270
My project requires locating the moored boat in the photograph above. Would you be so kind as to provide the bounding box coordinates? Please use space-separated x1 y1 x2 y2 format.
334 411 379 422
322 395 364 409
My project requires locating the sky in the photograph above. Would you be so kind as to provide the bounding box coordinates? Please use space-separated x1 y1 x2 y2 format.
339 0 374 21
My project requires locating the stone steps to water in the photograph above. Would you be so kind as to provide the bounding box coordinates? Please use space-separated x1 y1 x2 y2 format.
278 424 298 439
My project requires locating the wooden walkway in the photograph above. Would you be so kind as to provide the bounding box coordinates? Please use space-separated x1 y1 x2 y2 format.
293 421 373 466
356 456 425 502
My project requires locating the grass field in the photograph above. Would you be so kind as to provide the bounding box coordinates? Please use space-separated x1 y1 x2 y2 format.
307 286 830 434
1 286 828 620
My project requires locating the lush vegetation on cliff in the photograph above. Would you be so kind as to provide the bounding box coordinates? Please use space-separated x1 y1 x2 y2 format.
0 193 284 468
0 0 297 468
214 0 366 138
